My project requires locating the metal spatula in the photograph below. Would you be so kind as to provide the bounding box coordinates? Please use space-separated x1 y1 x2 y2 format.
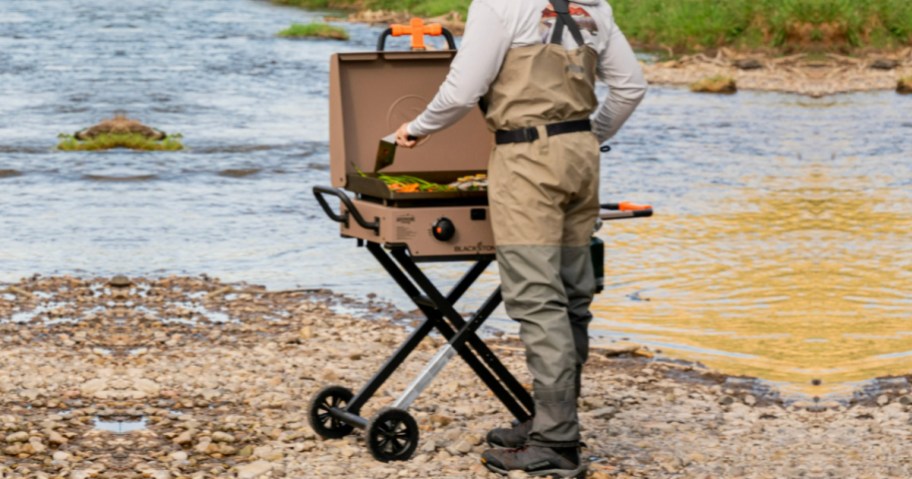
375 133 417 172
374 133 398 172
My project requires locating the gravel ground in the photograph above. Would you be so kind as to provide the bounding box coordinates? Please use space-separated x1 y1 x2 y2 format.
1 276 911 479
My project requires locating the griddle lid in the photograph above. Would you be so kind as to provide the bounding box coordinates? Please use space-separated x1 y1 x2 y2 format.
329 51 493 188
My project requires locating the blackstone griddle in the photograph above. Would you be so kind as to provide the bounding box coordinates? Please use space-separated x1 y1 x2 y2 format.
310 24 653 462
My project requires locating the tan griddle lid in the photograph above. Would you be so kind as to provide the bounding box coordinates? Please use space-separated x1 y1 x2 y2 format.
329 51 493 188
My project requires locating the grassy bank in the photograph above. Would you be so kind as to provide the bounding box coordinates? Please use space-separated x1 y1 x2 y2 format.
273 0 467 19
278 22 349 39
274 0 912 53
610 0 912 53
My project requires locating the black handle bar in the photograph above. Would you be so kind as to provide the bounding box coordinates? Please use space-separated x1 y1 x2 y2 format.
313 186 380 233
376 27 457 51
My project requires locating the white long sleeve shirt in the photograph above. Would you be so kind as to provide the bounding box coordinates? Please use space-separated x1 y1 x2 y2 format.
407 0 647 144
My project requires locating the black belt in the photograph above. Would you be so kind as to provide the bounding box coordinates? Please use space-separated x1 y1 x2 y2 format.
495 119 591 145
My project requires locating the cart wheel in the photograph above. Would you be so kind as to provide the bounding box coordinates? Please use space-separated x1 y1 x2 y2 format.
308 385 355 439
366 407 419 462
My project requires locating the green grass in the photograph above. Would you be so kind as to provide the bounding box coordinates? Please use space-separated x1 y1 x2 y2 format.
57 133 184 151
609 0 912 52
278 22 350 40
273 0 912 53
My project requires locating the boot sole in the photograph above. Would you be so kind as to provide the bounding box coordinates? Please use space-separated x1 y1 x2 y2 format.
486 439 587 450
483 462 587 478
485 439 523 449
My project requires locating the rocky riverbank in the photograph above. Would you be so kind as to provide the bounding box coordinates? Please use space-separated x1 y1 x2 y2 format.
643 48 912 97
1 276 912 478
331 10 912 97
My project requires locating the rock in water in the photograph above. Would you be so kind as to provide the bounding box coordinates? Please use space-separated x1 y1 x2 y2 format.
690 76 738 94
74 114 166 141
898 77 912 95
733 58 763 70
869 59 899 70
109 275 133 288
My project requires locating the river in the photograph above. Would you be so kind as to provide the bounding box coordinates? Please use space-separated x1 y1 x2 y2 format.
1 0 910 396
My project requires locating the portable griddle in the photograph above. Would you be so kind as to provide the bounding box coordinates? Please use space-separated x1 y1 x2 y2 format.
309 24 653 462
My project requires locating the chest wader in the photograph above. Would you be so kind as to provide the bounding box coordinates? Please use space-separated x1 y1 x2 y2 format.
484 0 599 448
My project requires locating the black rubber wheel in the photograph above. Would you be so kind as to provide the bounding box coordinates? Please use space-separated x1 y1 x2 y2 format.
366 407 419 462
308 385 355 439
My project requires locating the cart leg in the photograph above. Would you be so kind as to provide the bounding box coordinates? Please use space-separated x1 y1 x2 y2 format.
365 243 533 420
386 247 535 420
346 316 436 414
391 287 519 411
391 343 459 410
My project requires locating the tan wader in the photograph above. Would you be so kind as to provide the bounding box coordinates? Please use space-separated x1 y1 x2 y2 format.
485 11 600 448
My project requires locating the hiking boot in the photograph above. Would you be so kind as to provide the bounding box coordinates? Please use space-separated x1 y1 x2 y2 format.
481 445 585 478
486 419 532 449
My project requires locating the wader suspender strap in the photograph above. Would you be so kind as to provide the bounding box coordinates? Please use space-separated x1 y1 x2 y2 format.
548 0 585 47
481 0 589 121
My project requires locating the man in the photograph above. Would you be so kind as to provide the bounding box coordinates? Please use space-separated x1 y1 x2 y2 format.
396 0 646 475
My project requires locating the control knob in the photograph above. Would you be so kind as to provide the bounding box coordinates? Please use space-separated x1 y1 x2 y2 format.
432 218 455 241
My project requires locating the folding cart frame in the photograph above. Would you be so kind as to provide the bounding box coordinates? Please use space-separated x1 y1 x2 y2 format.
309 189 652 462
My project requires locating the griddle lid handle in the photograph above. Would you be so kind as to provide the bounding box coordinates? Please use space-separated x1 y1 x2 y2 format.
376 26 457 51
313 186 380 233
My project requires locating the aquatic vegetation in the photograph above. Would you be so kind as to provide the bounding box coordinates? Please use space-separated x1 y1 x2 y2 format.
59 114 183 151
57 133 184 151
690 75 738 94
278 22 349 40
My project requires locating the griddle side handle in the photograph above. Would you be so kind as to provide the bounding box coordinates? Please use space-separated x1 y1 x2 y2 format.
313 186 380 233
601 202 654 218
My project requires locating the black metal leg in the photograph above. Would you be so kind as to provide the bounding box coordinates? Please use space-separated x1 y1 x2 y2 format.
330 242 532 429
446 258 492 304
423 297 532 421
330 244 469 420
346 316 436 413
369 244 531 419
390 247 534 419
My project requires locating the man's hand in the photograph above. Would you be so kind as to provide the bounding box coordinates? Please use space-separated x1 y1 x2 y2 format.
396 122 422 148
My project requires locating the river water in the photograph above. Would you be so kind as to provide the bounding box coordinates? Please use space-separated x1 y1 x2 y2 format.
1 0 910 396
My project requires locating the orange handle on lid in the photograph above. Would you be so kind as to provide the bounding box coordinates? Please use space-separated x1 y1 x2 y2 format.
390 18 444 50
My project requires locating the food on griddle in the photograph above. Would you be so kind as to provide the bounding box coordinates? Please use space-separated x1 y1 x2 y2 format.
377 174 454 193
357 169 488 194
449 173 487 191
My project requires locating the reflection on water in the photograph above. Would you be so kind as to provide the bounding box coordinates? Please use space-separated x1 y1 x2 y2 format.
592 92 912 396
0 1 910 396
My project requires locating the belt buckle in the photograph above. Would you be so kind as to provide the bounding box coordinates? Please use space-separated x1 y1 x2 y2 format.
522 127 539 143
